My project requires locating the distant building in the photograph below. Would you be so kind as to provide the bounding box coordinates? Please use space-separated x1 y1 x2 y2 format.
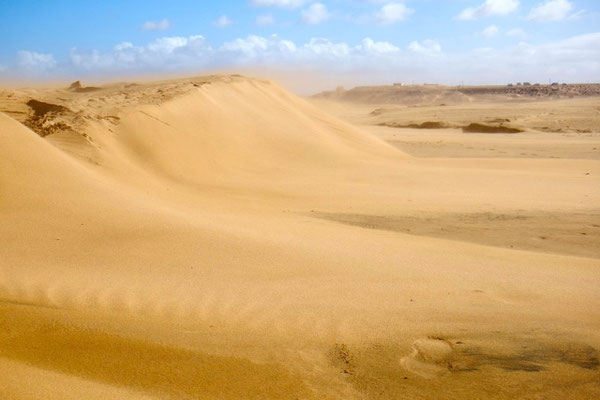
523 82 531 86
516 82 522 86
507 83 514 87
533 83 540 86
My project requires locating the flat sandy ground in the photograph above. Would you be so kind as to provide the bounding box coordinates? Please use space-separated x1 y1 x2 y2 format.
1 77 599 399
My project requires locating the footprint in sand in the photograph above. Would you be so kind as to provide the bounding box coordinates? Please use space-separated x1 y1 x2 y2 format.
400 337 454 379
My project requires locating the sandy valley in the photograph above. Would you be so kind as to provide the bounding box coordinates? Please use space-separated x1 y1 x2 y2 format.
1 76 599 399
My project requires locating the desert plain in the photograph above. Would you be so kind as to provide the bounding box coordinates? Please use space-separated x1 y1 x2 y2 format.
0 76 599 399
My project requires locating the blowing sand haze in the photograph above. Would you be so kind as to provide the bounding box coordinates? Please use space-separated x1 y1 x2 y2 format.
1 1 600 399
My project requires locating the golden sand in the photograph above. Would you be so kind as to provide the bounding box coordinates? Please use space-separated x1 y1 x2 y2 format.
1 75 599 399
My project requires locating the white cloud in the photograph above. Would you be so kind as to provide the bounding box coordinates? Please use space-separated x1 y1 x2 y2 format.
527 0 574 21
302 3 330 24
140 19 171 31
567 9 586 20
506 28 528 38
407 39 442 55
17 50 57 70
213 15 233 28
458 0 519 20
256 14 275 25
222 36 269 58
376 2 414 24
482 24 500 38
302 38 351 58
220 36 399 63
251 0 309 8
222 35 297 59
70 35 212 71
356 38 400 54
146 37 190 53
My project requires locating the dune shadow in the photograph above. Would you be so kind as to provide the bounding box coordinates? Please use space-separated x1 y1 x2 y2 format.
0 305 311 400
310 211 600 259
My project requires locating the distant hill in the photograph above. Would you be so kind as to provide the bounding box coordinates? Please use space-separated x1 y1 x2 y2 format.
313 83 600 105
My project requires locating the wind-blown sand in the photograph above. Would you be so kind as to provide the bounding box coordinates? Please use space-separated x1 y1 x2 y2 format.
1 75 599 399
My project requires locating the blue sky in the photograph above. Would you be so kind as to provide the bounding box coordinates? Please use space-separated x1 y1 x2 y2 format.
1 0 599 90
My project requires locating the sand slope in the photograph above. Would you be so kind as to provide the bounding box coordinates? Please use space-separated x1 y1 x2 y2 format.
1 75 599 399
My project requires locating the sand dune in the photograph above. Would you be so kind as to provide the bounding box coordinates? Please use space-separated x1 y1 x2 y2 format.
1 75 599 399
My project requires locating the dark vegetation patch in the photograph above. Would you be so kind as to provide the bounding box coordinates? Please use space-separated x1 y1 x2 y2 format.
462 123 523 134
454 341 600 372
24 99 72 137
377 120 523 133
378 121 451 129
26 99 67 117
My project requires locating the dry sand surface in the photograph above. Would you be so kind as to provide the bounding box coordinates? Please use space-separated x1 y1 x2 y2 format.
1 75 599 399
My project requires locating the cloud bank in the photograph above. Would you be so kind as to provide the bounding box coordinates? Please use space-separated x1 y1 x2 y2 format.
5 32 599 91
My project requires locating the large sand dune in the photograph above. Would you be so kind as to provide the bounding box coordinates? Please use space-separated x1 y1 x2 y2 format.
1 75 599 399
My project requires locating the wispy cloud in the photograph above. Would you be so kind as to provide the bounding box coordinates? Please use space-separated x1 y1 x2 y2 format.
251 0 309 9
17 50 56 71
527 0 577 21
357 38 399 54
506 28 528 38
302 3 330 24
256 14 275 26
407 39 442 55
457 0 519 20
213 15 233 28
140 18 171 31
375 2 414 25
482 25 500 38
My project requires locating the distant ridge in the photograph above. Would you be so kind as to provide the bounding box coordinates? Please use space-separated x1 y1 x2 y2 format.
313 83 600 105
